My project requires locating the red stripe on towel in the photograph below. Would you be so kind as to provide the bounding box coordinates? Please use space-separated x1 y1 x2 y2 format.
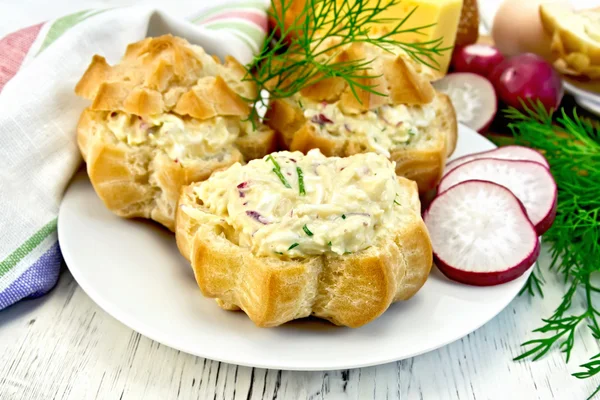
202 11 268 32
0 23 43 93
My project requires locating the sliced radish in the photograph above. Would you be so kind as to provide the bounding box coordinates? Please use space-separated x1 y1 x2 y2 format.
445 145 550 176
439 159 557 235
432 73 497 133
424 180 540 286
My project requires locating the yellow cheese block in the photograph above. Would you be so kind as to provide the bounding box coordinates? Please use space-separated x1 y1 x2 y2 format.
365 0 463 76
272 0 463 77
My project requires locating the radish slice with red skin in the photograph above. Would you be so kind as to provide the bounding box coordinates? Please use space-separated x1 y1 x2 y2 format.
439 159 557 235
424 180 540 286
433 73 497 133
444 145 550 176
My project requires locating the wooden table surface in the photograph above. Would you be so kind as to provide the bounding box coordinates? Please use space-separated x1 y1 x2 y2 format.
2 1 600 399
2 248 599 399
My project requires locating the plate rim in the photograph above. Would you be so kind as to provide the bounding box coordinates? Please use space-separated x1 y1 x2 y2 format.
564 80 600 102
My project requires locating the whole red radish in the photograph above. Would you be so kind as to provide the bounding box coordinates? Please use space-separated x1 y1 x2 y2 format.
489 53 563 112
451 44 505 78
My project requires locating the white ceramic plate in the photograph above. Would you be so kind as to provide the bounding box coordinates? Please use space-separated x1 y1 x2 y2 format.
564 80 600 116
58 125 533 371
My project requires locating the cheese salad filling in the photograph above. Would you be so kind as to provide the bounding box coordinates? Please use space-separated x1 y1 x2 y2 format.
301 98 438 157
106 112 252 163
183 149 405 258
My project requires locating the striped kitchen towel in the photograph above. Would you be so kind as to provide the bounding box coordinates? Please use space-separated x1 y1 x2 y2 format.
0 1 269 310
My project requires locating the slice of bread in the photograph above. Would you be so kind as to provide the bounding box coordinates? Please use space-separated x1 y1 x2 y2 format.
540 4 600 80
75 35 276 230
176 150 433 327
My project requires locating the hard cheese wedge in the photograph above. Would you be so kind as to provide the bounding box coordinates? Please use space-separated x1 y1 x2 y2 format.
271 0 463 78
367 0 463 76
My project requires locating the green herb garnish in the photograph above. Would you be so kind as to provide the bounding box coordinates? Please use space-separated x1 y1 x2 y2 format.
275 251 283 255
267 155 291 188
327 241 332 246
288 243 300 250
297 167 306 196
243 0 450 122
302 224 313 236
505 101 600 399
342 214 346 219
394 199 401 206
518 262 544 297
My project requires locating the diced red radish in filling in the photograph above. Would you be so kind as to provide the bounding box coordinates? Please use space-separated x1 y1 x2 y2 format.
424 180 540 286
445 145 550 176
246 210 270 224
438 159 557 235
311 114 333 125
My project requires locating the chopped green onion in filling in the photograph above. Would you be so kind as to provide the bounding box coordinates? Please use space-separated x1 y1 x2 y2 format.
267 155 291 188
297 167 306 196
302 224 313 236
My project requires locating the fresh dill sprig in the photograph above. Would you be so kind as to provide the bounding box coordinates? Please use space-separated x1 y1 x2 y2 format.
575 354 600 400
243 0 450 122
506 100 600 398
518 262 544 298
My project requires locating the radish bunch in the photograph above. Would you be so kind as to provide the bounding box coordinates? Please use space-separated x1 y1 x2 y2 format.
423 146 557 286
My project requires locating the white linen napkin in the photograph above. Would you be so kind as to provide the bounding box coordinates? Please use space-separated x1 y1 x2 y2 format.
0 1 269 309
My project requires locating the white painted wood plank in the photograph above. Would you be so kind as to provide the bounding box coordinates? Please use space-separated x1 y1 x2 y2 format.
1 245 599 400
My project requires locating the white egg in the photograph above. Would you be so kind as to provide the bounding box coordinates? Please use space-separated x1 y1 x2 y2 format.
492 0 570 60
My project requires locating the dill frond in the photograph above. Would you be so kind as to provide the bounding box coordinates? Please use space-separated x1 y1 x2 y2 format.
243 0 450 123
507 101 600 398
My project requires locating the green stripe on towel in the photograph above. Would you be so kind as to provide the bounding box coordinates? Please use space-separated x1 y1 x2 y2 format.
0 218 57 278
192 2 267 22
202 20 265 48
37 9 109 54
229 30 260 53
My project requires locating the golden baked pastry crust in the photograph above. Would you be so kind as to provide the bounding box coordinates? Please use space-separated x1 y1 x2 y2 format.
264 40 457 193
75 36 256 117
176 176 433 328
266 92 457 193
75 35 276 230
77 109 276 231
